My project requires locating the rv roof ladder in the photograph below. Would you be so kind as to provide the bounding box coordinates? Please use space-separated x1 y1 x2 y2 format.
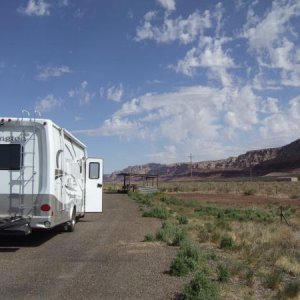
17 116 37 217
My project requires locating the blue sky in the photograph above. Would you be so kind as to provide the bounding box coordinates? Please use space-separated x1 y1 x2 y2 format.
1 0 300 173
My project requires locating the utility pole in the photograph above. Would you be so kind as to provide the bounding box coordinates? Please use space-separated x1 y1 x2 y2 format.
188 153 193 177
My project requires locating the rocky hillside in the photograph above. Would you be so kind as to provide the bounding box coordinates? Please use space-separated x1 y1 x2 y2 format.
107 139 300 180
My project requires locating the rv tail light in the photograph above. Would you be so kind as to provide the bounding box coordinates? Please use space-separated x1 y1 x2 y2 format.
41 204 51 212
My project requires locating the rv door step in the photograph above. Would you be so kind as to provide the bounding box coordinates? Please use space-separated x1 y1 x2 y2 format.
0 216 32 236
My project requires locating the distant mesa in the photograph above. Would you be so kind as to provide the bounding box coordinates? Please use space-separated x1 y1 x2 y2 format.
106 139 300 181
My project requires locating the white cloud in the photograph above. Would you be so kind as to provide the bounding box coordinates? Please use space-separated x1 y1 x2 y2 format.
36 65 72 80
281 69 300 87
259 95 300 144
223 86 259 138
78 85 266 159
35 94 61 113
252 69 281 90
76 79 300 162
74 117 145 139
18 0 50 17
214 2 224 37
261 97 280 114
156 0 176 12
174 37 235 86
243 0 300 86
243 0 300 55
137 3 235 87
289 95 300 119
114 98 141 117
135 10 211 44
106 84 124 102
68 81 95 105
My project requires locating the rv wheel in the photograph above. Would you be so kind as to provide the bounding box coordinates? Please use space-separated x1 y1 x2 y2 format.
66 208 76 232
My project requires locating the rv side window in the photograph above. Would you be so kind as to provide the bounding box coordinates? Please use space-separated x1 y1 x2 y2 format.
89 162 100 179
0 144 23 170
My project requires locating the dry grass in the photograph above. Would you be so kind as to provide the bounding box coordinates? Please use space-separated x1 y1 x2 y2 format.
130 188 300 299
159 180 300 199
275 256 300 276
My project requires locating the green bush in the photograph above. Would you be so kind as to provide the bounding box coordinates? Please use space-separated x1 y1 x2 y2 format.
177 215 189 225
170 241 201 276
129 192 153 206
160 194 183 205
220 236 234 249
218 264 230 282
281 281 300 299
207 251 217 261
142 206 169 219
264 270 282 290
245 269 255 287
144 233 155 242
182 271 220 300
156 220 188 246
170 255 198 277
195 205 275 223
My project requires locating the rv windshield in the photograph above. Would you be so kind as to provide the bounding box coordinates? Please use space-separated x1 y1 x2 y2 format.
0 144 22 170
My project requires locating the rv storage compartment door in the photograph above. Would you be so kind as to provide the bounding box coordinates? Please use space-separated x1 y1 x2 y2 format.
85 158 103 213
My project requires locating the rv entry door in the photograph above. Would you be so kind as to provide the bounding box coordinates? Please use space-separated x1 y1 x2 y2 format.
85 158 103 213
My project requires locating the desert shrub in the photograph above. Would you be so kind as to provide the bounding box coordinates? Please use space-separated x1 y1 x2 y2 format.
177 215 189 225
214 219 232 231
142 206 169 219
275 255 300 276
264 270 282 290
245 269 255 287
195 206 275 223
182 271 220 300
170 255 198 277
198 226 211 243
244 189 256 196
280 281 300 299
144 233 155 242
160 194 182 205
172 229 189 247
129 192 153 206
207 251 217 261
170 241 201 276
198 221 225 243
156 220 188 246
220 235 234 249
218 264 230 282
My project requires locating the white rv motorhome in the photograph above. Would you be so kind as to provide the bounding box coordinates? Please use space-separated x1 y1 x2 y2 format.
0 117 103 235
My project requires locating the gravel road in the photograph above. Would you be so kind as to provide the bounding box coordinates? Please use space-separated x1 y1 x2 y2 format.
0 193 183 300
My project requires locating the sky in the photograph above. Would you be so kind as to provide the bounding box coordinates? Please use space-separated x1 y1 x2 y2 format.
1 0 300 173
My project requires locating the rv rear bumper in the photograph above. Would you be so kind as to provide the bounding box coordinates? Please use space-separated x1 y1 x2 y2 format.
0 217 32 236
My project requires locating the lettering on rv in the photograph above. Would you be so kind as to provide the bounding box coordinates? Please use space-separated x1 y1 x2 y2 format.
0 136 26 142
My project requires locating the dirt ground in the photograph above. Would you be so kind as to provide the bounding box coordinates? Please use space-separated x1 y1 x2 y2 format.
170 192 300 208
0 193 184 300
